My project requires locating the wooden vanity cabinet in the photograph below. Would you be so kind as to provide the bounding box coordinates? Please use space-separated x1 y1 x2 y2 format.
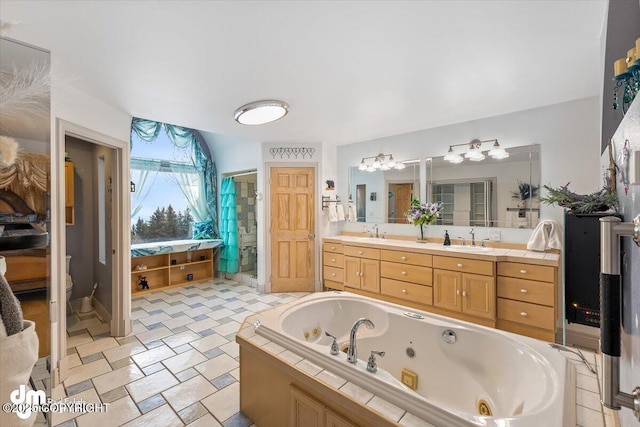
290 386 357 427
323 242 344 290
343 245 380 293
432 256 496 320
496 261 557 341
380 249 433 306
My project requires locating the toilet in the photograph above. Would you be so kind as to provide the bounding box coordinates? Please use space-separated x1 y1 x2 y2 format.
65 255 74 303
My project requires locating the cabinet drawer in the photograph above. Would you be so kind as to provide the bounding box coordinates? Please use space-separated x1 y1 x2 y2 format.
497 276 554 306
344 245 380 260
497 298 555 330
323 266 344 283
323 252 344 267
323 242 344 254
380 261 432 286
380 250 432 267
497 262 554 283
381 278 433 305
324 280 344 291
433 256 494 276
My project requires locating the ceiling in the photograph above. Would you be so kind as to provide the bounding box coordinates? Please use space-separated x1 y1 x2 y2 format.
0 1 607 147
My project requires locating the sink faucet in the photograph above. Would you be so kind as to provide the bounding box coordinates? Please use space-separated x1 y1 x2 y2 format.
374 224 379 238
469 228 475 246
347 318 375 363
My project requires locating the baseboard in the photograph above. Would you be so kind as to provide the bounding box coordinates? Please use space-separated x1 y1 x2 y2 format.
69 297 111 323
561 324 600 351
92 297 112 323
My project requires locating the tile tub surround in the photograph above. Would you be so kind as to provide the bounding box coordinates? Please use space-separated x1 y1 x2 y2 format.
237 298 618 427
41 280 306 427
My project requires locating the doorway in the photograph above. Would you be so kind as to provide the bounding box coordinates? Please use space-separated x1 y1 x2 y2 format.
269 167 315 293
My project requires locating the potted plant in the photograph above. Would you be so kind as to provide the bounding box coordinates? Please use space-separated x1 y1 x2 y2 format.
405 198 443 241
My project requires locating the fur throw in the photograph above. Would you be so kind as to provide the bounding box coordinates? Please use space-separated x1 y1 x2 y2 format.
0 272 24 337
0 135 18 167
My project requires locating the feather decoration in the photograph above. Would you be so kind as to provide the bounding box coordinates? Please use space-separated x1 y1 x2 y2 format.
0 62 51 134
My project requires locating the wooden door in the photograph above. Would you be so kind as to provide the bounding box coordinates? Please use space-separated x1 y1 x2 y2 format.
433 269 461 311
271 167 315 292
360 259 380 293
290 387 324 427
393 184 413 223
343 256 361 289
462 273 496 320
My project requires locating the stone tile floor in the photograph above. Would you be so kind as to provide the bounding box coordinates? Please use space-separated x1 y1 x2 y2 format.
35 279 305 427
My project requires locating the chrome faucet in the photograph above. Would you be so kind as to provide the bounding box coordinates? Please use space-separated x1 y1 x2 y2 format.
347 317 375 363
374 224 379 238
469 228 475 246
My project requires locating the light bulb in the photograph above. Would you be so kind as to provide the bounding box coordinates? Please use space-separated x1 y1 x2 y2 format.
387 155 396 168
358 159 367 171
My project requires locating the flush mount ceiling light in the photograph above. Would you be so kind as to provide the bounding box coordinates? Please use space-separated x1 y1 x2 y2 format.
234 100 289 125
358 153 406 172
444 139 509 164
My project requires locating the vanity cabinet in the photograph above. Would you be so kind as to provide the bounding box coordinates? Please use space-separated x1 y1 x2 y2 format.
380 249 433 305
323 242 344 290
343 246 380 293
496 261 557 341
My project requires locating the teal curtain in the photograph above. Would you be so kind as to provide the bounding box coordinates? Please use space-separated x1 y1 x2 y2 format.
219 177 239 273
131 118 219 238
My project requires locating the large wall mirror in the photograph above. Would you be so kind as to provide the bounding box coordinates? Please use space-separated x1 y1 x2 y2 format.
428 144 541 229
0 36 51 406
348 161 419 224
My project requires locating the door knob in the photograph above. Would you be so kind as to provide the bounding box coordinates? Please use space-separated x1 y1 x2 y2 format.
308 233 315 239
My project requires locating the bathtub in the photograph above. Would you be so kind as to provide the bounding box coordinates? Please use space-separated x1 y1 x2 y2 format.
253 292 576 427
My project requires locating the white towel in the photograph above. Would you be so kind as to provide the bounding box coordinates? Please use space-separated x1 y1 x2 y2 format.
347 203 357 221
336 204 346 221
328 204 338 222
527 220 562 251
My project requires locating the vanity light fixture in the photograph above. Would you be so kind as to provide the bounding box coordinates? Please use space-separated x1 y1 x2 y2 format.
234 100 289 125
358 153 406 172
444 139 509 164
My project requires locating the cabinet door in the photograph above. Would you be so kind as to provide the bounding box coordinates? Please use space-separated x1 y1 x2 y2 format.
433 269 461 311
360 259 380 293
326 409 357 427
65 162 74 207
462 273 496 320
344 256 361 289
290 387 324 427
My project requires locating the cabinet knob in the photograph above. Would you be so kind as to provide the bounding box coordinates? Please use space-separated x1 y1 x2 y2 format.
457 263 463 268
401 271 407 275
331 273 336 277
520 312 528 317
462 291 467 297
456 290 461 295
520 269 527 274
402 289 407 294
520 288 528 294
331 258 336 262
401 256 407 260
358 250 363 255
331 246 336 250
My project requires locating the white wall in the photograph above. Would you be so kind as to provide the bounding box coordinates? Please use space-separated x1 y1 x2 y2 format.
336 97 601 243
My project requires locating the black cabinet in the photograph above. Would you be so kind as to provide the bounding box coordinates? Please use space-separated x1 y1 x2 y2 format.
564 212 621 327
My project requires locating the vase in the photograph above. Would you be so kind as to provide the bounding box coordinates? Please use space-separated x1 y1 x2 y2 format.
417 224 427 242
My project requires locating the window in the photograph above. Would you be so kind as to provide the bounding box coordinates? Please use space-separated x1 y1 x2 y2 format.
130 127 200 243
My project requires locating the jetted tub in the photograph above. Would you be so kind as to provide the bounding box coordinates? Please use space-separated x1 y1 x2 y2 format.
253 292 576 427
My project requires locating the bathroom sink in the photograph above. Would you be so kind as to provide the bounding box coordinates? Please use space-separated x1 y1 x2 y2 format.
441 245 492 253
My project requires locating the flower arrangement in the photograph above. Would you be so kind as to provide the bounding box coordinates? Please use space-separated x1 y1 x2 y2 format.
540 183 619 213
406 198 443 240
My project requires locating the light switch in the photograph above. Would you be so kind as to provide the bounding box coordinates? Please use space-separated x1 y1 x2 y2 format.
631 150 640 186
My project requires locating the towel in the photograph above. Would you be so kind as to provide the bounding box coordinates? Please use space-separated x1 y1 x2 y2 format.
347 203 357 222
328 204 338 222
527 220 562 251
336 204 346 221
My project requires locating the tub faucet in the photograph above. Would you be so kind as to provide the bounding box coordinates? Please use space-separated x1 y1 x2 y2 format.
347 317 375 363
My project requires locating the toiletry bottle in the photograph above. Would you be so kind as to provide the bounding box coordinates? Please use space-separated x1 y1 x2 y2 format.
444 230 451 246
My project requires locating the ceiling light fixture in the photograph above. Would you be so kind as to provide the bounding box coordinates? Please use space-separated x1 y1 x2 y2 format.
234 100 289 125
444 139 509 164
358 153 407 172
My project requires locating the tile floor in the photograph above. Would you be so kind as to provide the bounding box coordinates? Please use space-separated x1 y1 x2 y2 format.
38 279 305 427
26 279 621 427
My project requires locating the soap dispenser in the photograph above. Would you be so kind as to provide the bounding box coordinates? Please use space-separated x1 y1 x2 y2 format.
444 230 451 246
